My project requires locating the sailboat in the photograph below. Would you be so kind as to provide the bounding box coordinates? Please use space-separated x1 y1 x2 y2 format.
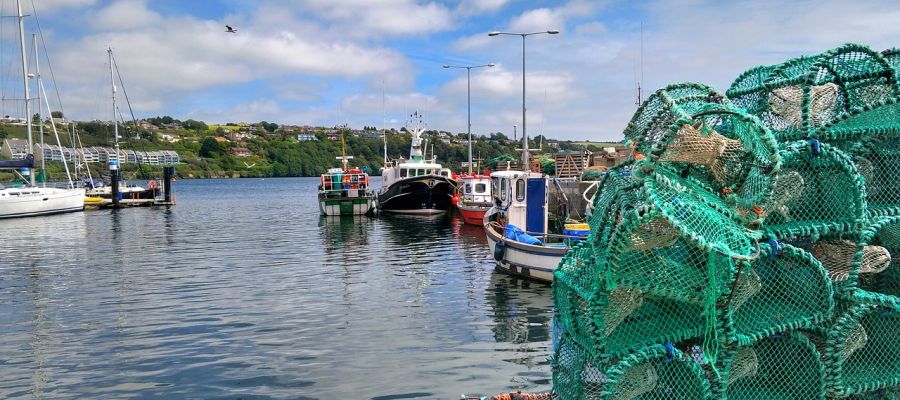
0 0 84 219
318 127 375 216
377 111 456 214
85 48 157 202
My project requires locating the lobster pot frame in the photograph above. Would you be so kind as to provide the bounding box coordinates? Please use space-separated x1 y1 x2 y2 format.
601 345 711 400
605 206 733 305
716 331 825 400
727 43 900 141
822 292 900 397
551 335 712 400
762 140 867 239
623 83 727 156
847 129 900 217
720 243 834 346
553 274 704 361
652 104 780 213
885 48 899 71
787 217 895 297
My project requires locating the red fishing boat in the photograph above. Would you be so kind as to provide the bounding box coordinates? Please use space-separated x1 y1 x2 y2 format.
455 173 492 225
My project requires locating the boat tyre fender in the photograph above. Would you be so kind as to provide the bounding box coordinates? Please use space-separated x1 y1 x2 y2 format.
493 239 506 261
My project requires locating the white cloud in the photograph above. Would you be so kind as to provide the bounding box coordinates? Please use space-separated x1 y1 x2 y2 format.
456 0 509 16
91 0 162 30
290 0 455 37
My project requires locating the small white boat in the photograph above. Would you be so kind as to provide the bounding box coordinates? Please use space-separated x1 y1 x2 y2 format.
0 186 85 219
483 170 586 283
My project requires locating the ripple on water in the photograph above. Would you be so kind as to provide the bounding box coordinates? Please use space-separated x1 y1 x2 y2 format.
0 178 552 399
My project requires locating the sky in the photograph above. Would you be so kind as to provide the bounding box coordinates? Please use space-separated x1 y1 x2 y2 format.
0 0 897 141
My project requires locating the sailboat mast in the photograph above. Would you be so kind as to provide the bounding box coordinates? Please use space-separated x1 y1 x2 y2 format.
33 34 44 187
17 0 34 186
109 48 119 159
382 81 387 165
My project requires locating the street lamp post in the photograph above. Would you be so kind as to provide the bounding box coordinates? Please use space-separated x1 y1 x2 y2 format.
443 63 494 175
488 29 558 171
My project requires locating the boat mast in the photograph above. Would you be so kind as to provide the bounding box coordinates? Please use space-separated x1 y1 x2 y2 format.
36 35 74 187
408 111 424 162
382 81 388 166
17 0 34 186
33 34 44 187
109 47 119 166
337 127 352 171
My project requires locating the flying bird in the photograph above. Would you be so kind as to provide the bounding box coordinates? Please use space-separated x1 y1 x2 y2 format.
225 25 237 33
243 162 256 169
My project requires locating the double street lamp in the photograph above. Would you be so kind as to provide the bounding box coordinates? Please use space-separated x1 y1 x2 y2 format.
488 29 559 170
443 63 494 175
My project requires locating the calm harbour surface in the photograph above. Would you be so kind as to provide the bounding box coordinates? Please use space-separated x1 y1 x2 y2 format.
0 177 552 399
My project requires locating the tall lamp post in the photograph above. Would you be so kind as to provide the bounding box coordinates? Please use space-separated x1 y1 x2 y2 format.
443 63 494 175
488 29 559 170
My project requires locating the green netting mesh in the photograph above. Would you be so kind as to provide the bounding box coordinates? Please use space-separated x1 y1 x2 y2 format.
716 332 825 400
552 43 899 400
849 130 900 216
550 336 713 400
726 43 900 142
762 140 867 238
723 244 834 345
821 292 900 397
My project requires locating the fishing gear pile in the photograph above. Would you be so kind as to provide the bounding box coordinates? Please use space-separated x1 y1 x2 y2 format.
551 43 899 399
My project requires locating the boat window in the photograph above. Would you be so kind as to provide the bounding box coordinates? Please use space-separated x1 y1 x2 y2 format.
400 168 408 178
441 170 449 177
499 179 508 201
475 183 487 193
492 177 500 200
515 179 526 202
465 183 472 194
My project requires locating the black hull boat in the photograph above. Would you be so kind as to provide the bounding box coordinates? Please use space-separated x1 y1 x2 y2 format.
377 175 456 214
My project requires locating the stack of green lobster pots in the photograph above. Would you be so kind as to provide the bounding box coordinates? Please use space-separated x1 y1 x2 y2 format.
551 43 899 400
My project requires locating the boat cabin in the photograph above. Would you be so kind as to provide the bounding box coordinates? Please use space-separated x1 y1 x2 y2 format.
490 170 548 236
321 167 370 198
460 175 491 205
381 161 452 186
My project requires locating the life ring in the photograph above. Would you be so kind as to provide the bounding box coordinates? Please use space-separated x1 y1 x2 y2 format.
148 180 159 190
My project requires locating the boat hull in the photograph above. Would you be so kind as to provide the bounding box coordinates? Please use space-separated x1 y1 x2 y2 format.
378 175 456 215
484 222 568 284
0 187 85 219
457 202 490 225
319 196 374 216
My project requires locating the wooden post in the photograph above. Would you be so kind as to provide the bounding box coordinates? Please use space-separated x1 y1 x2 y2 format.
163 166 174 203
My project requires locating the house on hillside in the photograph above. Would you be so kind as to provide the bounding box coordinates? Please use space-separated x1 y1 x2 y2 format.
296 133 317 141
232 147 252 157
1 138 30 160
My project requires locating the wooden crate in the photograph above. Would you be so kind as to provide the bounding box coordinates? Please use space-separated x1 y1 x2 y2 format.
554 152 591 179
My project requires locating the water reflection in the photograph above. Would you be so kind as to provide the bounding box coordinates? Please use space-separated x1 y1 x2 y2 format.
0 178 553 399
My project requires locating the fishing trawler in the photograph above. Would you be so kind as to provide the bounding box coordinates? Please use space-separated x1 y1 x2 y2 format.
377 112 456 214
318 130 375 216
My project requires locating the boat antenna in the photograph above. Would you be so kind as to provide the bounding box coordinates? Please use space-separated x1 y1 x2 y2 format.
382 79 387 165
635 21 644 106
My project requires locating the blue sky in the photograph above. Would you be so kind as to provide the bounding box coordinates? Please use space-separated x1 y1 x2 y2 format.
1 0 897 140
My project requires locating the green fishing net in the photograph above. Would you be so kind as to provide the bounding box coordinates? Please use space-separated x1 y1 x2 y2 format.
552 43 899 399
819 291 900 397
551 335 712 400
727 43 900 142
716 332 825 400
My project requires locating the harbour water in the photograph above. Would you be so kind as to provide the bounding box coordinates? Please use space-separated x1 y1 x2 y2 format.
0 177 552 399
